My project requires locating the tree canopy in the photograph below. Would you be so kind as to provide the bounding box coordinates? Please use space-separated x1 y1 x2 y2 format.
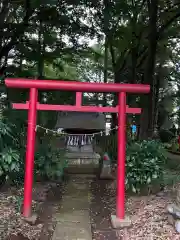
1 0 180 139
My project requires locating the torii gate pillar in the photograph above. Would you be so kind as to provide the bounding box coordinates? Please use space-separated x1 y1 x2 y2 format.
24 88 38 217
110 91 131 228
117 92 126 218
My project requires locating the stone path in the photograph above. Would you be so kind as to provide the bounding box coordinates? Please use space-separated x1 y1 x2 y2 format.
52 175 93 240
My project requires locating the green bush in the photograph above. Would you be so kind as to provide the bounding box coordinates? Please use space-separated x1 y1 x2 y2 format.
171 143 179 152
159 129 175 143
34 143 67 180
126 140 166 193
97 134 166 193
0 121 20 185
164 137 179 152
5 140 68 185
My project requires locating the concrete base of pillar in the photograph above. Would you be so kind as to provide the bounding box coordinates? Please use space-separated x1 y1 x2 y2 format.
22 213 38 225
111 215 131 229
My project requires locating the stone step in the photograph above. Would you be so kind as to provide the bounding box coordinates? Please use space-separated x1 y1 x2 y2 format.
65 152 100 174
65 166 99 174
67 174 96 179
66 158 99 166
66 151 100 159
52 175 92 240
52 222 92 240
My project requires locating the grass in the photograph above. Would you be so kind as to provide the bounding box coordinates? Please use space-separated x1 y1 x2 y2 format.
162 169 180 186
160 150 180 187
164 150 180 170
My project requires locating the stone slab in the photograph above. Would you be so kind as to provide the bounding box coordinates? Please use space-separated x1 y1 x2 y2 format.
64 187 88 195
51 175 93 240
63 188 89 197
68 174 96 179
54 218 91 229
93 230 118 240
52 223 92 240
59 200 90 211
65 167 99 174
66 152 100 158
111 215 131 229
53 210 90 222
67 159 99 165
62 195 90 203
63 191 90 200
66 182 89 190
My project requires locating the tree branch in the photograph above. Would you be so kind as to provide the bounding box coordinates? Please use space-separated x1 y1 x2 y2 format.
109 44 116 69
158 9 180 38
0 0 34 60
137 8 180 69
0 0 9 28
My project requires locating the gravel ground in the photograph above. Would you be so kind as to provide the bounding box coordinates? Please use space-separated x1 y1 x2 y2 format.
90 179 180 240
0 181 64 240
1 176 180 240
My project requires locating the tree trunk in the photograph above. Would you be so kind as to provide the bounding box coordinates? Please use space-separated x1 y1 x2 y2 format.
37 19 44 79
0 0 33 72
111 71 120 131
103 0 110 106
139 0 158 140
178 86 180 129
103 36 108 106
153 70 161 131
37 18 45 143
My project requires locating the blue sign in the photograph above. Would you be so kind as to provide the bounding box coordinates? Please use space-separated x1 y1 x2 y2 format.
131 125 137 133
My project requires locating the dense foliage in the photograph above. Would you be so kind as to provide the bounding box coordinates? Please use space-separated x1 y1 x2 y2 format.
0 112 67 185
35 143 67 180
0 120 20 185
1 0 180 139
165 137 179 152
159 129 175 143
97 135 166 193
1 0 180 187
126 140 166 193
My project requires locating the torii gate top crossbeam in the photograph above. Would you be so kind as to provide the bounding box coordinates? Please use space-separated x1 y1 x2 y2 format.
5 78 150 93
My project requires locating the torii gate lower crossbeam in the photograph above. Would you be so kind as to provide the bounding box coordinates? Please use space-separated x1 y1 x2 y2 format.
5 78 150 227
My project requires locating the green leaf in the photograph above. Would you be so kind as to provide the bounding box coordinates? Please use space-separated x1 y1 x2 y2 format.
147 177 151 184
132 185 136 193
0 167 4 176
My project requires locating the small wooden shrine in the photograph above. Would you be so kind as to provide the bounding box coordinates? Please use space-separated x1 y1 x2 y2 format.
55 111 105 173
55 111 105 152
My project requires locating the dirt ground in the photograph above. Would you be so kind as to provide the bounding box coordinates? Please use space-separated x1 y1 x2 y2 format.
90 179 180 240
0 181 65 240
1 176 180 240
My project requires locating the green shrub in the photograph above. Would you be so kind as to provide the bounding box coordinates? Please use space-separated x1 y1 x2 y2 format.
35 143 67 180
97 134 166 193
0 121 20 185
164 137 179 152
171 143 179 152
126 140 166 193
159 129 175 143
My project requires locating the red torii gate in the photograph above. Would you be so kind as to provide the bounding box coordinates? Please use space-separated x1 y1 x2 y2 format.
5 78 150 227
